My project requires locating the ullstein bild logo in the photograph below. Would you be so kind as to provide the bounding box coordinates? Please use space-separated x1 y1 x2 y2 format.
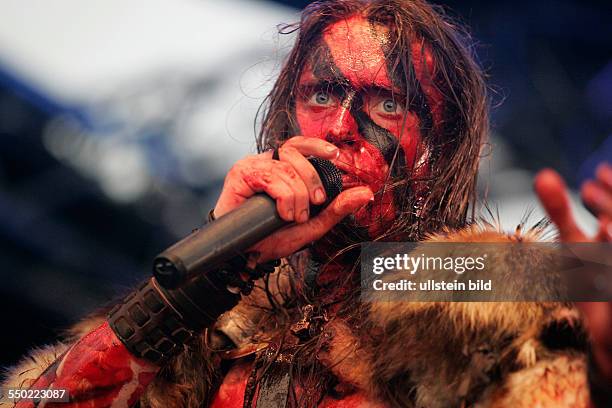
371 278 492 292
361 242 612 302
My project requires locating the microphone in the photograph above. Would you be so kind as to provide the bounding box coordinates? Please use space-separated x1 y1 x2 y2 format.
153 157 343 289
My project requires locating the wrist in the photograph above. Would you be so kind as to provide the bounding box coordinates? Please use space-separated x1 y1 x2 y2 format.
108 273 241 365
108 257 280 365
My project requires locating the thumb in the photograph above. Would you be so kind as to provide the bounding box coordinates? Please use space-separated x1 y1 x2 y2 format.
251 186 373 262
305 186 375 238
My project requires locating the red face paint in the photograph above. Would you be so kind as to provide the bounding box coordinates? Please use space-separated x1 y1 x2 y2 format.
295 16 429 236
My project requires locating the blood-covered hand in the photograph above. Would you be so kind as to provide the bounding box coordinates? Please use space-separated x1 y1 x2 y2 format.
214 136 374 263
534 162 612 384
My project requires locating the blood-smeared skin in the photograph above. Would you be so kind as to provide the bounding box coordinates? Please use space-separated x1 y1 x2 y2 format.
15 322 159 408
211 361 387 408
320 16 424 167
210 360 252 408
410 41 443 126
295 16 428 235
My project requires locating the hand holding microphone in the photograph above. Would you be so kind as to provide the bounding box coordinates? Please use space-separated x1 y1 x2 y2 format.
153 136 374 288
110 137 373 364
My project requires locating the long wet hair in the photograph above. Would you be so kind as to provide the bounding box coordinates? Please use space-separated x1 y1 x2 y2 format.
252 4 489 404
256 0 488 243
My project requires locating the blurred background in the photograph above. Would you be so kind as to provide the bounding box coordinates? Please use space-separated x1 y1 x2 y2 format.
0 0 609 366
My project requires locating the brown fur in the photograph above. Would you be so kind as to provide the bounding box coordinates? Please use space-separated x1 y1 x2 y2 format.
361 222 588 407
2 225 589 408
476 355 589 407
137 223 588 407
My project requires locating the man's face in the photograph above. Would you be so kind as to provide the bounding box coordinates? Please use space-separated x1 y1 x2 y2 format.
295 16 427 235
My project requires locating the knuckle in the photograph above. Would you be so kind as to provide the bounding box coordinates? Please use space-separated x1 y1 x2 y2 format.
276 160 291 170
276 188 294 201
231 155 257 172
307 165 322 183
296 186 309 200
277 161 298 177
226 166 243 182
286 135 305 144
279 145 298 157
308 216 326 231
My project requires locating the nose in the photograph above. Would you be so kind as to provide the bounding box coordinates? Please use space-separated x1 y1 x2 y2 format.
326 104 359 145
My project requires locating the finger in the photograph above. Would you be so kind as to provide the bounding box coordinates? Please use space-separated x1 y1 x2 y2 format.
576 302 612 341
576 301 612 377
279 145 326 207
583 180 612 219
595 215 612 242
534 169 587 242
252 186 374 261
214 157 262 217
304 186 374 239
596 162 612 193
242 167 297 222
272 159 310 223
283 136 339 159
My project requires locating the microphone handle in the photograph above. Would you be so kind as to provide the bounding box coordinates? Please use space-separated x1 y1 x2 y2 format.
153 194 284 289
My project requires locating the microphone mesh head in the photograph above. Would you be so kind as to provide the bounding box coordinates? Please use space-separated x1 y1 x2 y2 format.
308 157 343 205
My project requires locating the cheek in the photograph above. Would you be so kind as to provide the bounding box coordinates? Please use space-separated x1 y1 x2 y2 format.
295 101 331 140
373 111 422 169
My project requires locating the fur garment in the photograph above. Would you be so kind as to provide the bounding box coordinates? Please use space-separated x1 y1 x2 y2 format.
2 223 590 407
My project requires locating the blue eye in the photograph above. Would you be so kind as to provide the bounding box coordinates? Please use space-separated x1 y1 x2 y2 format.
382 99 397 113
314 91 331 105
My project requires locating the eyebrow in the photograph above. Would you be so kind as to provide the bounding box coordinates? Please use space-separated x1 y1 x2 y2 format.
367 85 406 98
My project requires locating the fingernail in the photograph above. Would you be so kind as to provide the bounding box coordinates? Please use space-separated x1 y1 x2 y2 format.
335 150 340 159
315 188 326 203
287 209 294 220
300 209 309 223
326 145 338 153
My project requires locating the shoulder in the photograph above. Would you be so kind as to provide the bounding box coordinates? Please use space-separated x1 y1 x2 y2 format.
1 313 106 391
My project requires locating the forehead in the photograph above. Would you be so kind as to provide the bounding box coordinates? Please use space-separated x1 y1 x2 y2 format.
306 15 393 90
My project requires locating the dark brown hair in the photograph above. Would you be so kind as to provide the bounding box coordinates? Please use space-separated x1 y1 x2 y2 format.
256 0 488 241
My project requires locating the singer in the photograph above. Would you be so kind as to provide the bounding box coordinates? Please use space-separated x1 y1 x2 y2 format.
3 1 612 407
